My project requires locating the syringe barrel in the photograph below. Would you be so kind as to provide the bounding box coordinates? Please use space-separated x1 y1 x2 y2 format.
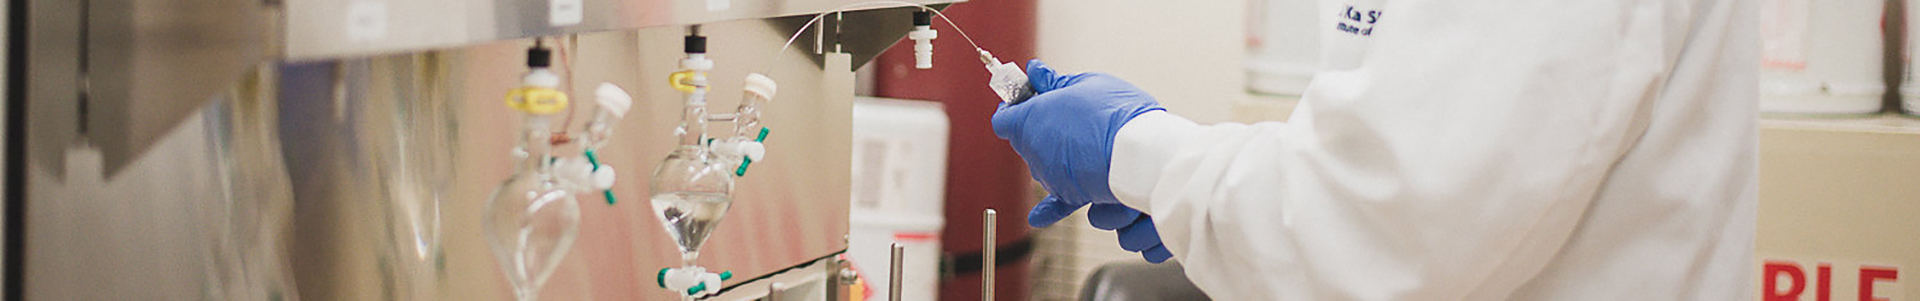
986 62 1034 104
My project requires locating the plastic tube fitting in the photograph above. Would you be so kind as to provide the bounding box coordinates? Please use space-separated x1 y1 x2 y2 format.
908 11 937 69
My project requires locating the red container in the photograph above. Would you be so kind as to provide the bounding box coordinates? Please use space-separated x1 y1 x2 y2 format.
873 0 1037 300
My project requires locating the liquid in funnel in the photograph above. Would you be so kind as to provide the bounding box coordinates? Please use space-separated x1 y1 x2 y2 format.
650 191 732 265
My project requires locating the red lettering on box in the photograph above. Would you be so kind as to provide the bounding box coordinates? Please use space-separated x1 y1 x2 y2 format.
1858 266 1897 301
1818 263 1831 301
1768 261 1807 301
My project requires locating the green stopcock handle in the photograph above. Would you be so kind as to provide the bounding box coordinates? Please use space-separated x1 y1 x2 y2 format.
733 128 770 176
656 268 672 289
584 149 602 170
733 160 751 176
656 268 669 288
682 271 733 295
584 149 617 205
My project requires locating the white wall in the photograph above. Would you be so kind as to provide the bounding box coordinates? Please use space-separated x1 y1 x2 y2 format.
1029 1 1248 299
1035 0 1248 124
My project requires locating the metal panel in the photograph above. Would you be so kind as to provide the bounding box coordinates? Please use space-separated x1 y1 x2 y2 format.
24 0 81 178
772 4 949 71
283 0 959 60
610 23 854 300
83 0 272 176
67 0 946 176
24 66 296 300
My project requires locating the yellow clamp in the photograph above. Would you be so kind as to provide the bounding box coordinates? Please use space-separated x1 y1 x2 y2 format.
668 71 703 93
505 87 570 115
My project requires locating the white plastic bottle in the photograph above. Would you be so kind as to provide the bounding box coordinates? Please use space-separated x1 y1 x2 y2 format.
1245 0 1320 99
1761 0 1885 115
848 97 949 301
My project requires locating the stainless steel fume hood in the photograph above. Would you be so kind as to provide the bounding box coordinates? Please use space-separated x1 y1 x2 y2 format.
10 0 960 299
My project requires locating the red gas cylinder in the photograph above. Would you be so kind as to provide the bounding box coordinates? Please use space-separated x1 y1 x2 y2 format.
872 0 1037 300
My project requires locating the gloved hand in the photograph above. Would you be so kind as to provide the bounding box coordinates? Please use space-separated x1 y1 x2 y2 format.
992 59 1170 263
1088 203 1173 263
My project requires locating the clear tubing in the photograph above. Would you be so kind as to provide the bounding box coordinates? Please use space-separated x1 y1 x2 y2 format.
764 1 983 74
556 37 579 135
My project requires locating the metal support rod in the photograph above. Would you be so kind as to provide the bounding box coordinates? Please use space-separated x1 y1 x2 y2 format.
982 209 996 301
813 18 824 54
767 282 784 301
826 258 850 301
833 11 844 53
889 243 905 301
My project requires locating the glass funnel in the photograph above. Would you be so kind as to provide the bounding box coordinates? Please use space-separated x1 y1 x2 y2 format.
483 117 582 301
650 75 736 268
649 146 735 267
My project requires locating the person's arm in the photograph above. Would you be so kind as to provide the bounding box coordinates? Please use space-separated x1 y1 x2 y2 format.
1110 0 1673 299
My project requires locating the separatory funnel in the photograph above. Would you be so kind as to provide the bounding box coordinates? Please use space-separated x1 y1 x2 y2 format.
648 29 778 299
484 42 630 301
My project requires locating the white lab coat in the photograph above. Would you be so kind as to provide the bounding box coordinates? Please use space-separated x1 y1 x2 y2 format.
1107 0 1757 299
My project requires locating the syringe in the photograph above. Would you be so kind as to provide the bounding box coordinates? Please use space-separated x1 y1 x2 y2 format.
978 49 1035 105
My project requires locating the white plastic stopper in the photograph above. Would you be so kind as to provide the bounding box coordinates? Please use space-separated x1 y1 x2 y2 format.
909 25 938 69
595 82 634 118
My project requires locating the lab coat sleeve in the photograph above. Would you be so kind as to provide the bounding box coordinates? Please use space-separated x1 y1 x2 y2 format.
1107 0 1671 299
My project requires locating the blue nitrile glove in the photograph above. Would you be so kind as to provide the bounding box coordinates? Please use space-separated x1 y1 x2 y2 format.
992 59 1169 263
1089 203 1173 263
